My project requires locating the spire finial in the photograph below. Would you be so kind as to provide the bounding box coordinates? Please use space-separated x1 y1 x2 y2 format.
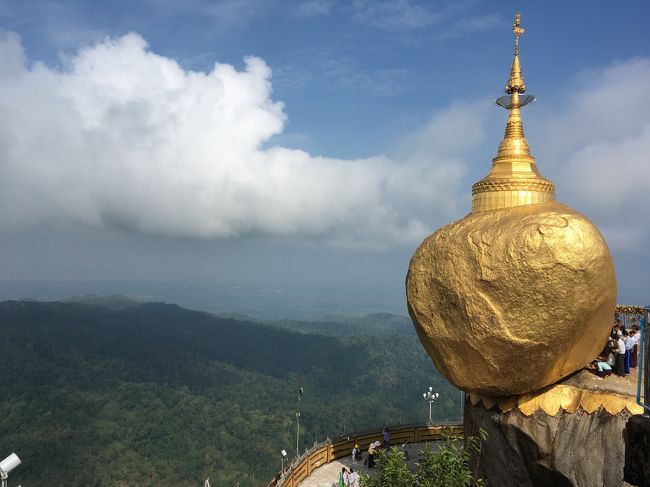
513 12 524 55
505 11 526 94
470 11 555 213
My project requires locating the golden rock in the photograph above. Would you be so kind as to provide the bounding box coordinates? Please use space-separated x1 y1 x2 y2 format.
406 13 617 396
407 202 616 396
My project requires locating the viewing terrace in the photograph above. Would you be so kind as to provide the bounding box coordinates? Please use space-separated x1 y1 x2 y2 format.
267 423 463 487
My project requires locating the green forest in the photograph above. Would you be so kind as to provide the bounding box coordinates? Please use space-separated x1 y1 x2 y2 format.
0 300 459 486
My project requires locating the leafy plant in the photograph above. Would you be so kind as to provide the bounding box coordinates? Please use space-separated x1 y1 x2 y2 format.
416 428 487 487
360 448 413 487
360 428 487 487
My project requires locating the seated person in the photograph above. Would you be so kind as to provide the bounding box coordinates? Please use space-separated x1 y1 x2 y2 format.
592 359 612 378
400 441 410 460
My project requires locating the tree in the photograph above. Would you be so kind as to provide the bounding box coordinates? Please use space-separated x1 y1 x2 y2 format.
360 429 487 487
360 448 413 487
416 429 486 487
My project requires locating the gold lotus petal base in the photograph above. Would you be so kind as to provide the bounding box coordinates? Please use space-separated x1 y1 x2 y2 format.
468 382 643 416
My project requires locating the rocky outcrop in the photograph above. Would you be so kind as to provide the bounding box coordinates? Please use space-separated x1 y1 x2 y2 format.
406 202 616 397
464 399 633 486
624 415 650 486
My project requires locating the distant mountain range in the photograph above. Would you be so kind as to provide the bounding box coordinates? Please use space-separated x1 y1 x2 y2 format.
62 293 414 336
0 298 458 486
0 279 407 319
62 293 142 309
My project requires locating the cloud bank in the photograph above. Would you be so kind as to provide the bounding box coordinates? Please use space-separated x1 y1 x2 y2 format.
0 32 470 246
2 31 647 253
536 58 650 252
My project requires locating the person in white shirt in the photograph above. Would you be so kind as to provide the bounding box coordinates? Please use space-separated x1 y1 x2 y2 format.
623 330 634 374
351 445 361 463
615 336 626 376
346 468 357 486
630 329 639 368
606 350 616 367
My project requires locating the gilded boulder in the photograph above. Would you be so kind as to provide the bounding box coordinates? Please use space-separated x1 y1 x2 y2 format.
406 202 616 396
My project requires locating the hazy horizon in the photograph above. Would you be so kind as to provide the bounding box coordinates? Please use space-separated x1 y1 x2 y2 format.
0 277 409 320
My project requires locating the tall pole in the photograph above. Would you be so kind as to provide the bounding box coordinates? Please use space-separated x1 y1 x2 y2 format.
429 400 432 424
295 408 300 458
460 389 465 421
296 381 304 458
637 306 650 416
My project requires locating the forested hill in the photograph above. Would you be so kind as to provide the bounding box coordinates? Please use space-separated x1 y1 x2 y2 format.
250 312 415 337
0 300 458 487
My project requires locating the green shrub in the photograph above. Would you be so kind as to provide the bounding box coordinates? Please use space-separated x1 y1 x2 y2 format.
360 429 487 487
360 448 413 487
416 428 486 487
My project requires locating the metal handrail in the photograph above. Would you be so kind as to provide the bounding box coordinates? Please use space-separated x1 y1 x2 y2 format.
637 306 650 414
266 422 463 487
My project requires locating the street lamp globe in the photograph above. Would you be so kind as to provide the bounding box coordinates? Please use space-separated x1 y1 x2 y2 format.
0 453 21 487
422 388 440 425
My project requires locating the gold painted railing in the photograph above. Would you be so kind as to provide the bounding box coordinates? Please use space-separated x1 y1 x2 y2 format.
266 423 463 487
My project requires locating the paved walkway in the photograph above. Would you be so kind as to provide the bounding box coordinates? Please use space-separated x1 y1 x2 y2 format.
296 442 435 487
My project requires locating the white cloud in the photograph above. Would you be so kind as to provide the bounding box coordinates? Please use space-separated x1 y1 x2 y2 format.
558 125 650 250
0 32 475 246
205 0 265 26
295 0 335 18
439 14 506 40
351 0 438 31
144 0 265 28
273 47 413 96
535 57 650 251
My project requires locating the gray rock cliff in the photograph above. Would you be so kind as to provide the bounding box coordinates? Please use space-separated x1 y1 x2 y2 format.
465 400 633 486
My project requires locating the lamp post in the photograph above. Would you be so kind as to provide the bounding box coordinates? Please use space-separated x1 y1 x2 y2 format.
422 387 439 425
296 385 304 458
281 449 288 473
460 389 465 421
0 453 21 487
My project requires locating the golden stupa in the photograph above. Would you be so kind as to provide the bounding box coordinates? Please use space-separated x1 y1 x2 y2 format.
406 13 617 397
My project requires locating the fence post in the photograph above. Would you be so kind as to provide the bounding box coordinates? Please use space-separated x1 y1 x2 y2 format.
636 306 650 414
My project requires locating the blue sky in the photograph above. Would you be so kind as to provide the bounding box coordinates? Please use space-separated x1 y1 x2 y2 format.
1 0 649 315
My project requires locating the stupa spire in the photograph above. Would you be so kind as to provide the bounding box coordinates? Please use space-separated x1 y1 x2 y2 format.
471 11 556 213
506 11 526 94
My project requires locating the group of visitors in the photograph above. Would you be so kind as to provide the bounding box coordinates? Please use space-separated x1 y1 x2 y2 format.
355 428 391 469
593 319 641 377
366 441 380 468
337 467 357 487
343 427 391 485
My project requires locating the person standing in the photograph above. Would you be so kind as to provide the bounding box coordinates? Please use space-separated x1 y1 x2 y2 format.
338 467 348 487
615 334 626 376
623 330 632 375
367 442 377 468
347 468 357 487
382 428 390 448
352 444 361 463
630 329 639 368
